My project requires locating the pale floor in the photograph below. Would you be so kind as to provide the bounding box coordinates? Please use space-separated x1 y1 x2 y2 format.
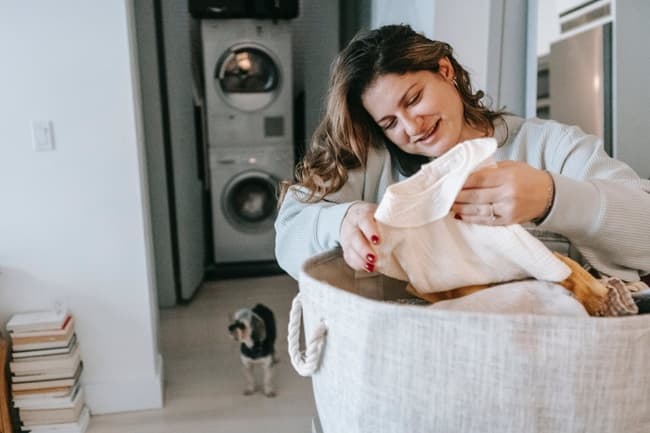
87 274 317 433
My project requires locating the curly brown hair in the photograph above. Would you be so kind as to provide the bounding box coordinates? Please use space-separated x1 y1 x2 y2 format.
282 24 503 203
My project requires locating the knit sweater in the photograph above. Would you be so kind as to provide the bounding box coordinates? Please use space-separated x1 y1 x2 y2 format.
275 116 650 281
373 137 571 292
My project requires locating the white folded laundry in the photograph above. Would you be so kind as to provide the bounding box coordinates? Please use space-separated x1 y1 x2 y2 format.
374 137 571 294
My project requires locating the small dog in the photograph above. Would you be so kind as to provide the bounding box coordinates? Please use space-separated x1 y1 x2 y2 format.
228 303 277 397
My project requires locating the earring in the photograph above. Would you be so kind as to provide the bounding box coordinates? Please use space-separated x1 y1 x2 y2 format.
452 78 458 87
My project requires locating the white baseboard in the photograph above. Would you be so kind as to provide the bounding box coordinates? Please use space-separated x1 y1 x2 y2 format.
83 353 164 414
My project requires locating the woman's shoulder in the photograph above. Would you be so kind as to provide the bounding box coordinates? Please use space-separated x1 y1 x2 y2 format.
367 142 391 161
498 115 606 170
500 115 593 152
509 116 581 140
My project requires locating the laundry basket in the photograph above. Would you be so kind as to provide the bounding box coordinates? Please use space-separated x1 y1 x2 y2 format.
288 250 650 433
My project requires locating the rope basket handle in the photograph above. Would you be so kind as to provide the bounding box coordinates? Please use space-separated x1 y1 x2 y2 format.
287 293 328 376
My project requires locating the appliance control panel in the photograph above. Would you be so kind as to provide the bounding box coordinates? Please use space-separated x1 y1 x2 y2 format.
210 146 292 167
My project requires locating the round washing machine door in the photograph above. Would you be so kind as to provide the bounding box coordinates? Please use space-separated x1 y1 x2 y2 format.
216 44 280 112
221 170 279 233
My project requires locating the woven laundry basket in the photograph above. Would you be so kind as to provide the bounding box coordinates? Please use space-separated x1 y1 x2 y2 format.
288 250 650 433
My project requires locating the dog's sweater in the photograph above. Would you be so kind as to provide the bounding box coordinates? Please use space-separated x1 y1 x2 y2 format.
241 304 276 359
373 137 571 294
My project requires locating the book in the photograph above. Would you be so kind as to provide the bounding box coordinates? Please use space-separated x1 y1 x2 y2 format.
10 318 74 346
19 384 84 426
12 336 77 359
13 384 81 410
11 358 81 384
6 310 69 334
10 343 80 376
10 331 75 353
11 364 82 392
9 317 74 339
11 337 77 361
19 405 89 433
12 385 73 400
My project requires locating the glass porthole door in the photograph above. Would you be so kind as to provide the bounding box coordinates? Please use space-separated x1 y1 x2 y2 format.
215 45 281 111
221 170 278 233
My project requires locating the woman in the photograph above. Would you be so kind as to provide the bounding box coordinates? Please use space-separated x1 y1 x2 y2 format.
275 24 650 284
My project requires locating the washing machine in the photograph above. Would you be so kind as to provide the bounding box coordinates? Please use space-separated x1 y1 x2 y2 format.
209 145 293 263
200 18 294 263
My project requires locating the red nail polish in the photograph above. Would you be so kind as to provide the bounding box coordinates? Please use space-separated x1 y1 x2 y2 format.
366 254 375 263
371 235 380 244
364 262 375 272
454 214 462 220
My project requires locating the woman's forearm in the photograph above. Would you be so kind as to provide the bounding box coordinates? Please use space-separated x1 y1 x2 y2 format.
274 188 354 279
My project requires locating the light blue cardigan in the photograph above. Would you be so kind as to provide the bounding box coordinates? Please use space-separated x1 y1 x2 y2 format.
275 116 650 281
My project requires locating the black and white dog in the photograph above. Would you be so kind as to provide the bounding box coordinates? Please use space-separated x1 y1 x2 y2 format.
227 303 277 397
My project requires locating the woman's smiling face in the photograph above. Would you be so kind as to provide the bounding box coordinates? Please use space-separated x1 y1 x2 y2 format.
361 58 485 158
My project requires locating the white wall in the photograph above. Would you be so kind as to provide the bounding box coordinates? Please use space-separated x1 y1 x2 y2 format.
370 0 488 90
537 0 560 56
371 0 435 37
433 0 491 97
486 0 528 116
293 0 341 147
614 0 650 179
370 0 526 115
0 1 163 414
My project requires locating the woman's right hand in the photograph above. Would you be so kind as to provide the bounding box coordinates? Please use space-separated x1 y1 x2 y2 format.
339 201 380 272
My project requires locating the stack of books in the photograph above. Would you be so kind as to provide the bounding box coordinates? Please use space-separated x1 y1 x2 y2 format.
6 309 90 433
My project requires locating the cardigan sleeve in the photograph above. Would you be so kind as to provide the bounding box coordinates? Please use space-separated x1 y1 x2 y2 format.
274 187 357 280
538 124 650 280
274 145 396 279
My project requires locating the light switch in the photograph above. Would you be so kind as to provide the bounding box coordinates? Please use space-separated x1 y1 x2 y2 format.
32 120 55 151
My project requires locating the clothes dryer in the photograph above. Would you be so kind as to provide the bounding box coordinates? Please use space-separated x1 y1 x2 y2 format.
201 18 293 149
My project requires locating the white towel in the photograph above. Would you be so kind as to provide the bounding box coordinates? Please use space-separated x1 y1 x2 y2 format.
429 280 588 316
374 137 571 294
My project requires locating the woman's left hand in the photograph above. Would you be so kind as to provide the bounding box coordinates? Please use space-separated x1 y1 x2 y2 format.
450 161 553 225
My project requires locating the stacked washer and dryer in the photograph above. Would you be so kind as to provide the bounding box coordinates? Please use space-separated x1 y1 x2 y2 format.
192 1 298 266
